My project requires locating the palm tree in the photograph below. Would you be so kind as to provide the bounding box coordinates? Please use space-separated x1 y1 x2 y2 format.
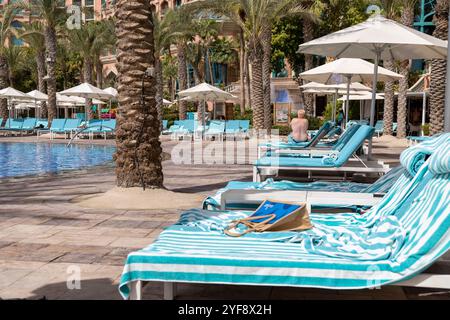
396 0 418 138
4 45 26 87
153 9 189 125
429 0 449 134
67 22 113 119
0 5 16 122
190 0 310 130
21 0 66 125
114 0 164 188
17 21 47 117
91 20 116 89
170 7 196 120
380 0 400 136
300 0 321 117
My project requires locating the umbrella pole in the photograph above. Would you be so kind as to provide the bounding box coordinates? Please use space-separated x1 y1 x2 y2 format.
333 89 337 123
421 91 427 136
360 100 363 121
202 97 206 140
368 51 381 160
345 75 351 128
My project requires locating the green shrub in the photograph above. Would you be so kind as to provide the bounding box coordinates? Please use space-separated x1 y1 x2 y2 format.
234 105 253 124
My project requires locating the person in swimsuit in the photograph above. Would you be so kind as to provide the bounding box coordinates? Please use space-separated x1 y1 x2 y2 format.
290 109 309 143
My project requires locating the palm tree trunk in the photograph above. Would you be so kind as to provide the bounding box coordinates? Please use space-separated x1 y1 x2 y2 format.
206 49 214 85
245 51 252 109
0 55 8 122
96 59 103 89
36 50 47 118
262 23 272 130
115 0 163 188
382 58 395 136
302 19 314 117
429 0 448 135
177 43 187 120
238 30 246 116
397 60 409 138
155 54 164 125
397 7 415 138
44 26 57 125
84 57 94 120
250 41 264 130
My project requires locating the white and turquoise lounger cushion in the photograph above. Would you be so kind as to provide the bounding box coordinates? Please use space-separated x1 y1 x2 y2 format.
119 144 449 298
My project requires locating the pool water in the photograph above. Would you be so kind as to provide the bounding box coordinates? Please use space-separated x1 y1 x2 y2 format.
0 142 116 178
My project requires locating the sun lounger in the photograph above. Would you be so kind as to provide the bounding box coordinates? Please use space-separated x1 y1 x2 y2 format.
0 118 24 130
203 166 406 210
225 120 241 140
20 118 37 132
100 119 116 139
204 120 225 141
40 118 66 139
80 119 103 139
254 125 385 182
120 135 450 299
260 122 335 155
162 120 168 132
0 117 3 127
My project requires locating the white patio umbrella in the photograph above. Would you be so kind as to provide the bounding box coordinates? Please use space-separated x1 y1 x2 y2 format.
300 82 372 122
0 87 32 118
103 87 118 112
103 87 118 99
178 82 235 138
60 83 113 120
338 94 385 101
27 90 48 118
163 99 173 105
301 58 403 126
298 13 447 157
61 82 114 100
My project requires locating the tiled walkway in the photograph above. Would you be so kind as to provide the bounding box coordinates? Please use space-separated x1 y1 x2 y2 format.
0 136 448 300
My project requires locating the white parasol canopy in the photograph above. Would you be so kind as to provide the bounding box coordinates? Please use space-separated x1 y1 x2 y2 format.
0 87 32 118
103 87 118 98
60 82 114 100
298 13 448 157
178 83 236 137
301 58 402 126
163 99 173 105
338 94 385 101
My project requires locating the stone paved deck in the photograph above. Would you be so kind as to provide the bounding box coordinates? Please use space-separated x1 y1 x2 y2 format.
0 135 448 300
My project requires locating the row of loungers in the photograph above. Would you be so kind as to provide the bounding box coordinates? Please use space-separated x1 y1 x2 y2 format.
120 133 450 299
255 122 389 182
165 120 250 141
35 118 117 140
0 118 49 135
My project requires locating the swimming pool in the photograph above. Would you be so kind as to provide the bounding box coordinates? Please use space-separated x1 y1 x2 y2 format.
0 142 116 178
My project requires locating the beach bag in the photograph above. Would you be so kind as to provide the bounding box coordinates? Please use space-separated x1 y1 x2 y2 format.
224 200 313 237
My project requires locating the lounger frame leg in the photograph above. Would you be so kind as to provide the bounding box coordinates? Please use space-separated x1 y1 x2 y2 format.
164 282 176 300
129 280 142 300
